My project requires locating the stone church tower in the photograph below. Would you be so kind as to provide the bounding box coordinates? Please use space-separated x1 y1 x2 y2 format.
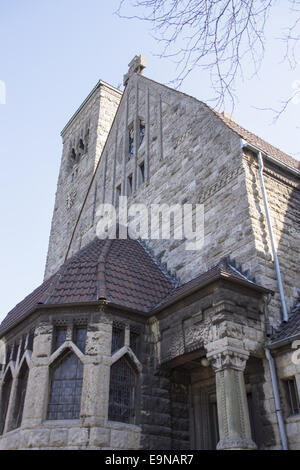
0 56 300 450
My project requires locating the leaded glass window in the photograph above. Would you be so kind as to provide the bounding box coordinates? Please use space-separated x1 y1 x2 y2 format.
128 126 134 156
53 327 67 352
27 330 34 351
139 120 145 146
108 356 137 424
11 361 29 430
286 378 300 416
47 351 83 421
0 370 13 435
111 323 125 354
130 330 140 358
74 327 87 353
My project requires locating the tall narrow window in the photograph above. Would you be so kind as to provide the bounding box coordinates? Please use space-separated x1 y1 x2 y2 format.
127 174 133 196
11 361 29 430
53 327 67 352
47 351 83 421
111 323 125 354
115 184 121 207
128 126 134 156
74 327 87 354
138 162 145 187
286 378 300 415
0 370 13 435
108 356 137 424
139 119 145 146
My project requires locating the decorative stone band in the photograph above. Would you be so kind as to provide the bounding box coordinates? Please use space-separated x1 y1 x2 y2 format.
206 346 249 373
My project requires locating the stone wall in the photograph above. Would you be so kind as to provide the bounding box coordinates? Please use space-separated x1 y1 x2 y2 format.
45 71 300 332
68 74 256 291
0 307 143 450
243 150 300 327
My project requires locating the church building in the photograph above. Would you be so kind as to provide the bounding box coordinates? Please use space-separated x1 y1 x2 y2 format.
0 55 299 450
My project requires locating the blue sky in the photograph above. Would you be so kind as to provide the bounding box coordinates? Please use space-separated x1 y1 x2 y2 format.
0 0 299 323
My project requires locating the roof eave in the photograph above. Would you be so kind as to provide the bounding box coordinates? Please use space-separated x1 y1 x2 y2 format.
60 80 123 137
151 272 272 315
241 139 300 177
267 332 300 350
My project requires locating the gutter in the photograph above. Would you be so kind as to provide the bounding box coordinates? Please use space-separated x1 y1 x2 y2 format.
241 139 300 177
267 331 300 350
242 140 289 322
265 347 289 450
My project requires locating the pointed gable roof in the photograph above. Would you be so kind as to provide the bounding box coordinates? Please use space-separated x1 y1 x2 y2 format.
138 74 300 173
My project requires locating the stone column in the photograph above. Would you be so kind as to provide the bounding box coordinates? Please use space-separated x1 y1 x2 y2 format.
22 321 53 429
207 346 257 450
80 312 112 429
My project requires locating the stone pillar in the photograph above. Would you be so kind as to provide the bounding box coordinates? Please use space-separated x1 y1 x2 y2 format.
80 312 112 428
22 321 53 429
207 346 257 450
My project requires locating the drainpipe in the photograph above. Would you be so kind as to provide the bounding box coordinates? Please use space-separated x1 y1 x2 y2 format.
265 347 289 450
257 151 289 322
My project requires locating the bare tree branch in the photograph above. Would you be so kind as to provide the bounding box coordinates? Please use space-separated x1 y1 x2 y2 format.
116 0 300 117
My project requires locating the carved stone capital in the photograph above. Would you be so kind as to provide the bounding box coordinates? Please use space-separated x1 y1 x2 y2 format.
207 347 249 372
217 437 257 451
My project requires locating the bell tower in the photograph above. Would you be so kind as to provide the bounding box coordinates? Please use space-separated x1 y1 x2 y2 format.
44 80 122 280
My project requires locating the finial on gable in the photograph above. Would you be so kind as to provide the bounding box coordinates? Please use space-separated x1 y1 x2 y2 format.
123 55 146 86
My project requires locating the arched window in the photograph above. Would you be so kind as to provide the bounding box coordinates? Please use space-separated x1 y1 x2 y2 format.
108 355 137 424
47 351 83 421
0 369 13 435
11 361 29 430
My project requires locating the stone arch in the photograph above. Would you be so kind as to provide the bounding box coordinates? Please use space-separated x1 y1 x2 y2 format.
47 348 84 421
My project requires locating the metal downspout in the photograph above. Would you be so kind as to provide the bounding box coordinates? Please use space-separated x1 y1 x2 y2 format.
265 347 289 450
257 151 289 322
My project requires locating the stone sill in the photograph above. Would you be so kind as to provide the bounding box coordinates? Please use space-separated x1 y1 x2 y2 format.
42 419 80 428
286 413 300 423
107 420 141 432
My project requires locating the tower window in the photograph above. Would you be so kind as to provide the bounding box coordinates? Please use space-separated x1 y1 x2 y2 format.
79 139 84 151
139 119 145 146
71 148 77 161
138 161 145 186
116 184 121 207
128 125 134 156
285 377 300 416
127 174 133 196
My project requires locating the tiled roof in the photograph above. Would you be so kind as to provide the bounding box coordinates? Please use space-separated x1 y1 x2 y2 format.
153 258 270 312
0 240 270 337
216 112 300 172
270 300 300 345
0 238 176 336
